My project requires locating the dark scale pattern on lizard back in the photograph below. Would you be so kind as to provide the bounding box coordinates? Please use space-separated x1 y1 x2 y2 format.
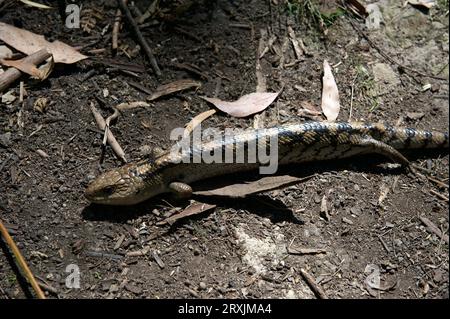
134 122 448 182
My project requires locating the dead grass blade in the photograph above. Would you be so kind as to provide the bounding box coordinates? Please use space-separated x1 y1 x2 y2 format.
19 0 52 9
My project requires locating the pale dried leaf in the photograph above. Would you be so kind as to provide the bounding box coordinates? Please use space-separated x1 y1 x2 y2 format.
1 58 41 78
0 22 87 64
158 203 216 225
320 195 330 221
407 0 435 9
406 112 425 120
19 0 52 9
287 26 303 59
0 45 13 60
321 60 340 122
34 97 48 113
37 56 54 80
365 4 384 30
116 101 149 111
202 91 280 118
378 183 390 205
1 90 16 104
193 175 310 198
148 79 201 101
184 109 217 138
2 55 54 80
36 149 49 158
300 101 322 116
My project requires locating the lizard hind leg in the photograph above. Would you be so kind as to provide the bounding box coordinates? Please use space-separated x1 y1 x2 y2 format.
351 135 410 167
169 182 193 199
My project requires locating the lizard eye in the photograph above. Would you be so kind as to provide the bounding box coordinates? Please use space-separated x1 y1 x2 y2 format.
102 185 116 196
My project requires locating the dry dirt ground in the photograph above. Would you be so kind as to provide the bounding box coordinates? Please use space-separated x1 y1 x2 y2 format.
0 0 448 299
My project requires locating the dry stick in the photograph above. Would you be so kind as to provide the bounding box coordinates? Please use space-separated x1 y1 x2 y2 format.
427 176 449 189
253 28 268 130
89 103 127 163
117 0 161 77
347 18 447 81
103 107 121 146
0 219 46 299
0 49 51 93
112 0 127 51
419 216 449 244
299 268 328 299
429 189 449 202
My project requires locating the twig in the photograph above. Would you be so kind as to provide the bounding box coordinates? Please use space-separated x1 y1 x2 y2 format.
427 176 449 189
19 81 25 103
173 26 202 42
378 235 391 253
429 189 449 202
89 102 127 163
419 216 449 244
112 0 127 51
35 275 58 295
288 247 327 255
299 268 328 299
254 28 268 129
117 0 161 76
347 18 447 81
128 80 153 95
0 49 51 92
349 74 358 121
103 107 121 146
0 219 46 299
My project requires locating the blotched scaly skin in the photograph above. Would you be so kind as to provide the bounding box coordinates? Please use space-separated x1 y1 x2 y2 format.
85 122 449 205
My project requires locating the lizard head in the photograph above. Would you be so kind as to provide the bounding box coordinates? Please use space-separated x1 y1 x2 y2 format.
84 162 165 206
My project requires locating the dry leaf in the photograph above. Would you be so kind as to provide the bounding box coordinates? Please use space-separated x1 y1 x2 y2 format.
34 97 48 113
300 101 322 116
193 175 310 198
0 45 13 60
320 195 330 221
365 4 384 30
184 109 217 138
19 0 52 9
202 91 280 118
406 112 425 120
148 79 201 101
0 22 87 64
344 0 368 18
1 58 40 78
1 90 16 104
1 55 54 80
321 60 340 122
37 56 54 80
36 149 49 158
407 0 435 9
116 101 149 111
378 183 390 205
287 26 303 59
158 203 216 225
